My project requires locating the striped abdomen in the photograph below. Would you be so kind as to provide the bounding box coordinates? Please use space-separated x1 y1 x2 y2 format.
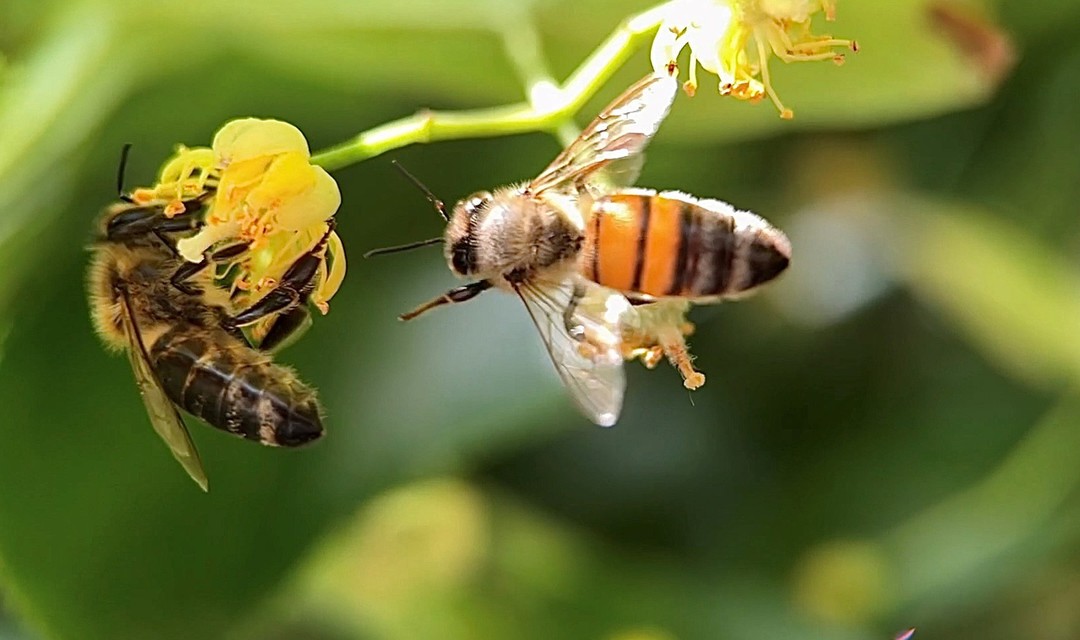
150 326 323 446
581 190 791 299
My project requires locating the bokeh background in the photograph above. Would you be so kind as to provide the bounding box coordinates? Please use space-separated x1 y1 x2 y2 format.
1 0 1079 638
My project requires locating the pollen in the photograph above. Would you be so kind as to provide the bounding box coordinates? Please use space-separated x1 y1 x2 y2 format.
618 300 707 390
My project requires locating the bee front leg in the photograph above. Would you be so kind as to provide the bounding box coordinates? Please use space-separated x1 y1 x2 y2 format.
399 280 493 321
170 259 208 296
170 240 251 296
230 222 336 327
230 254 317 327
104 203 203 244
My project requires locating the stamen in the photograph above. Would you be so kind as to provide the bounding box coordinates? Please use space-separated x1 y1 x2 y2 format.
687 51 700 96
755 34 793 119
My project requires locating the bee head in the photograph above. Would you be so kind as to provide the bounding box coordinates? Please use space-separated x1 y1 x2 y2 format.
445 190 492 276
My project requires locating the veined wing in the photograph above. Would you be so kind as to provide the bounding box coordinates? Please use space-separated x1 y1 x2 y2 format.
118 290 209 491
513 277 636 426
528 72 678 196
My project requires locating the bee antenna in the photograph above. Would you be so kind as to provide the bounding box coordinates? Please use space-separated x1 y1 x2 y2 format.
392 160 448 222
363 237 443 258
116 143 135 204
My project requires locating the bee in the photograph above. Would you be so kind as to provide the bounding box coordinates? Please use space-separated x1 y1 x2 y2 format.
88 154 332 489
375 72 790 426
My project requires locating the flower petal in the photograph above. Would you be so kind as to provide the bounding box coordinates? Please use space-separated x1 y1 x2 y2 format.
177 220 241 263
270 165 341 231
212 118 310 168
315 230 347 309
758 0 816 23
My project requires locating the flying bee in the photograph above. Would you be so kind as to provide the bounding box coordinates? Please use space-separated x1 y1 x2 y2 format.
372 72 790 426
87 149 332 489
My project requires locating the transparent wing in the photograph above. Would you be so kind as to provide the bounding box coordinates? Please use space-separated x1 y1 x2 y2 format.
118 291 209 491
513 277 635 426
529 72 678 196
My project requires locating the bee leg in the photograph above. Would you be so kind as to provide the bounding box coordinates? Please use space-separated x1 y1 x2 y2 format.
210 240 252 262
222 320 250 345
257 306 313 353
399 280 493 321
169 241 251 296
170 260 207 296
153 230 181 257
656 328 705 390
105 206 201 243
229 225 334 327
561 283 586 337
230 257 313 327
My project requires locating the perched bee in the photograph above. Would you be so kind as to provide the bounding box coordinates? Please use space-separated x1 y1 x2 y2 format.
377 72 790 426
88 167 331 490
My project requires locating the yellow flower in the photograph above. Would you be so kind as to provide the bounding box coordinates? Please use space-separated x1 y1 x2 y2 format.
135 118 346 317
651 0 857 118
130 146 216 213
234 217 347 317
174 118 341 263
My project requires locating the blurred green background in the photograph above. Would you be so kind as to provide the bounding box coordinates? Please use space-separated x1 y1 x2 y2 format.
1 0 1079 638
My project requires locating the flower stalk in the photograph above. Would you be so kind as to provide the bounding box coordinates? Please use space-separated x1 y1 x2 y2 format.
309 3 673 171
310 0 855 172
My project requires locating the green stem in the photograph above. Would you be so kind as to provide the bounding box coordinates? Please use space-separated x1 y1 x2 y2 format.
310 2 671 172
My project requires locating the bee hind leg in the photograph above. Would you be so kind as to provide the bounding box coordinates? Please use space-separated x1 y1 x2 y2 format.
656 326 705 390
399 280 493 321
255 306 312 353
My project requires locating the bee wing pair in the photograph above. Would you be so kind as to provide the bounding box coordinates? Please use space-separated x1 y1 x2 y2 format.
514 72 679 425
117 289 209 490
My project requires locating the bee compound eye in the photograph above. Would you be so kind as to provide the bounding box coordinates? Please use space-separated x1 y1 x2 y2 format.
450 239 473 275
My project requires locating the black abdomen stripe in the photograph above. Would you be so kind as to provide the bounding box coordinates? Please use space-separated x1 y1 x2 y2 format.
629 196 652 292
669 204 741 298
589 208 602 282
151 327 323 447
666 201 694 295
702 212 738 296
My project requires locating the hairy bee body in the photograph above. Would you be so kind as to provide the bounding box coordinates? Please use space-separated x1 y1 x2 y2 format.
445 187 583 283
150 325 321 446
446 187 790 302
88 216 323 450
393 73 793 425
580 189 791 300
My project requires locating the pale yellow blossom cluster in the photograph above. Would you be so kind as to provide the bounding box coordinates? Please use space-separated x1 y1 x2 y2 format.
651 0 857 118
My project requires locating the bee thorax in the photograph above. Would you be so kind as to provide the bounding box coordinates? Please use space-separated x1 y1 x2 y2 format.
446 188 583 279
